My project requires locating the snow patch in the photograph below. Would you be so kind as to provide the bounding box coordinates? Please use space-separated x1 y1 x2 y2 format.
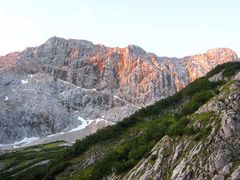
46 116 94 137
68 116 88 132
113 95 121 100
96 118 104 123
14 137 39 146
95 118 115 125
82 88 97 92
4 96 8 101
87 120 95 125
47 132 64 137
21 79 28 84
27 74 38 78
0 116 116 149
0 144 9 148
0 137 39 148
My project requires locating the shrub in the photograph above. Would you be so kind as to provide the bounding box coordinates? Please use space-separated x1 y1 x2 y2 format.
206 62 240 78
40 63 236 179
43 161 69 180
178 90 215 118
194 126 212 141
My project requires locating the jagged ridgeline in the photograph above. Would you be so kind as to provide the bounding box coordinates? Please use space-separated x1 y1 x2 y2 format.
0 37 238 145
1 61 240 179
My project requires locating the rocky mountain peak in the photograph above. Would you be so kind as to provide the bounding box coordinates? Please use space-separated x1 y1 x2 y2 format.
43 36 95 50
205 48 238 59
4 62 240 180
183 48 238 83
45 36 65 44
126 44 147 59
188 48 238 62
0 51 20 71
0 37 239 145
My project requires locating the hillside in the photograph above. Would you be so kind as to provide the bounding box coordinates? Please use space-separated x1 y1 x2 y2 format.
0 37 239 146
1 62 240 180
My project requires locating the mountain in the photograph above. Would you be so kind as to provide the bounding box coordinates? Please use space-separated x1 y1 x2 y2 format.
0 36 239 145
1 62 240 180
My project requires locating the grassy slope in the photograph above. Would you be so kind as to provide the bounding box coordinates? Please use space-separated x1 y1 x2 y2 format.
0 62 240 180
0 141 69 180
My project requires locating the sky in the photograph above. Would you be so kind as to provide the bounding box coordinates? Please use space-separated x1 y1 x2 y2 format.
0 0 239 57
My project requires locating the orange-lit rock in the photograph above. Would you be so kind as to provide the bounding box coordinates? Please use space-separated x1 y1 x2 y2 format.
0 37 239 144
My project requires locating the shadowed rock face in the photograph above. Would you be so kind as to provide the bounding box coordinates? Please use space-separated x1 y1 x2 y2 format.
0 36 238 144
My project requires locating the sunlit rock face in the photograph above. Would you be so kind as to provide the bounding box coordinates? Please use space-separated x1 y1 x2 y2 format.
0 37 238 144
185 48 238 82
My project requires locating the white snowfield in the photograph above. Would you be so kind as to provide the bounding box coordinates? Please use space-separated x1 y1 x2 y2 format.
0 116 115 150
4 96 9 101
95 118 115 125
21 79 28 84
69 116 115 132
20 74 38 85
27 74 38 78
69 116 89 132
81 88 97 92
47 132 64 137
0 137 39 148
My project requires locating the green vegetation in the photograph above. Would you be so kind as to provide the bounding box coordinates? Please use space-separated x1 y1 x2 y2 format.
0 141 69 180
206 61 240 78
136 77 222 119
72 114 195 180
194 126 212 141
177 90 215 118
192 112 213 126
46 67 225 180
1 62 240 180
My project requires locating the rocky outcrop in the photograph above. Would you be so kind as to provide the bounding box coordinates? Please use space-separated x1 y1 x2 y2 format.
117 74 240 180
0 36 239 144
185 48 238 82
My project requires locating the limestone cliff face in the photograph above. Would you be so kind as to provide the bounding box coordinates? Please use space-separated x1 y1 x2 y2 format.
115 72 240 180
14 37 239 105
0 37 238 144
185 48 238 82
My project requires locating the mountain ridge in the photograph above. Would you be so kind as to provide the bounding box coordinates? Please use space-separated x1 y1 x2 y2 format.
1 62 240 180
0 37 239 145
1 36 237 59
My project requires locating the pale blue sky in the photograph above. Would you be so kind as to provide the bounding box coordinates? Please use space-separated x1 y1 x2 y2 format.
0 0 239 57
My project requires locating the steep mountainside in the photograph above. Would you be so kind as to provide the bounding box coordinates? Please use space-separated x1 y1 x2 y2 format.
1 62 240 180
0 37 238 144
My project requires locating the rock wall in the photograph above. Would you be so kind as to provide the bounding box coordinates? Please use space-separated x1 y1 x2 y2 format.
117 74 240 180
0 36 238 143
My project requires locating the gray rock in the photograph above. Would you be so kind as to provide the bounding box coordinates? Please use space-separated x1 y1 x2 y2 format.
0 37 238 144
211 174 225 180
172 143 183 162
220 162 232 176
116 79 240 180
30 160 50 168
231 167 240 180
209 71 224 82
